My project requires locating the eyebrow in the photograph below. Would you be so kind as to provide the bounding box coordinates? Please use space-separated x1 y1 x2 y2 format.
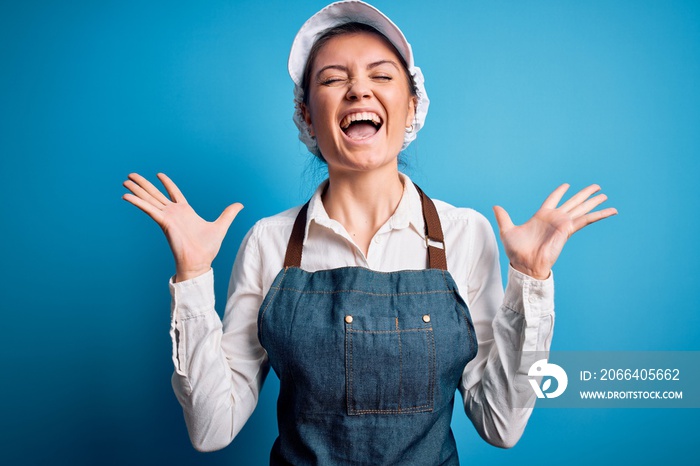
315 60 401 79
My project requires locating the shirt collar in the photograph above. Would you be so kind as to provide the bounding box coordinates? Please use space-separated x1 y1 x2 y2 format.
393 173 426 238
303 173 427 245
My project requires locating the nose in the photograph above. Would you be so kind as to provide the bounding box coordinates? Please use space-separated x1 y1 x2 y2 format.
345 78 372 101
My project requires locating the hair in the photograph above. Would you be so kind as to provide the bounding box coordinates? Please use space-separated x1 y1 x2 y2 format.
301 22 418 105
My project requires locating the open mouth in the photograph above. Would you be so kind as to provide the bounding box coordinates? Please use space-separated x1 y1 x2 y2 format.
340 112 383 141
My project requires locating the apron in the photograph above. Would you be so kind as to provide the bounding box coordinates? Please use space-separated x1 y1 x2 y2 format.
258 185 478 465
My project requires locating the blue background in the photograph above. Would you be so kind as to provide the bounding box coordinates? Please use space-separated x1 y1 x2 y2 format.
1 0 698 464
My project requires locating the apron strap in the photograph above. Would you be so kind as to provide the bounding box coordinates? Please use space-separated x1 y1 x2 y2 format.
283 202 309 268
283 183 447 270
414 184 448 271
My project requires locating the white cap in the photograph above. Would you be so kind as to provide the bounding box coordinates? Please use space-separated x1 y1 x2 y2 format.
288 0 429 157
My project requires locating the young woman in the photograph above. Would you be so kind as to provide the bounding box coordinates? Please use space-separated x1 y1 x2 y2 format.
123 1 616 464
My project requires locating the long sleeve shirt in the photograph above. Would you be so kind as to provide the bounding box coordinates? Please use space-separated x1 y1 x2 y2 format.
169 173 555 452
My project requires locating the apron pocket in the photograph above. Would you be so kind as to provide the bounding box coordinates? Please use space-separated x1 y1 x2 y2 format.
345 315 435 415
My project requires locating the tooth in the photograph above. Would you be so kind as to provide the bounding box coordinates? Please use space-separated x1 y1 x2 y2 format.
340 112 383 129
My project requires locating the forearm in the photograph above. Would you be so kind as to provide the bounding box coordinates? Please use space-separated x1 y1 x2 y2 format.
461 267 554 448
170 270 261 452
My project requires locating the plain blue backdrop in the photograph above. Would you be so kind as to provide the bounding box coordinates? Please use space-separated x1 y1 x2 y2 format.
1 0 698 464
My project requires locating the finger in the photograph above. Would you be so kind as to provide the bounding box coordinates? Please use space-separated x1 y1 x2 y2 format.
560 184 601 212
569 193 608 218
215 203 244 232
123 179 166 209
157 173 188 204
122 193 164 224
493 205 515 235
541 183 571 209
127 173 171 205
572 207 618 233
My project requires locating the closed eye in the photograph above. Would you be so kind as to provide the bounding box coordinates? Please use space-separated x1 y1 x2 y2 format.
319 77 347 86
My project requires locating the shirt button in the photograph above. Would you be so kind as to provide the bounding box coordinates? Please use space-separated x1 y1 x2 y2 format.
373 236 381 244
422 315 431 323
528 295 537 303
345 315 353 324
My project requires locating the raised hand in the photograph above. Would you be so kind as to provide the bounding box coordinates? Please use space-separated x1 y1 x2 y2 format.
122 173 243 282
493 184 617 280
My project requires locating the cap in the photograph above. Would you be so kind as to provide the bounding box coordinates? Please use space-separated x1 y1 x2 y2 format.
288 0 429 157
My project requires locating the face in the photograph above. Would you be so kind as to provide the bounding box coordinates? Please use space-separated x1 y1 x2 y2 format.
302 32 417 174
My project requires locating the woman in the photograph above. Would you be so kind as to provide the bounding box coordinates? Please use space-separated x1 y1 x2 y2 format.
123 1 616 464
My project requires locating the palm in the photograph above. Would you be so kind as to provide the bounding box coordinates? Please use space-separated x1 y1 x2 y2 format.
159 200 230 270
123 173 243 281
493 184 617 280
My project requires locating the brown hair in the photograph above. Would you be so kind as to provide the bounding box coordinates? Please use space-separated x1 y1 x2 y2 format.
301 22 418 105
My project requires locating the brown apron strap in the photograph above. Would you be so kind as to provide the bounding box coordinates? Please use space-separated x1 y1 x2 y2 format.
283 202 309 268
413 184 448 271
283 183 447 270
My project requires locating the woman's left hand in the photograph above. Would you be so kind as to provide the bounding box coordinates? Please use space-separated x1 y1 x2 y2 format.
493 184 617 280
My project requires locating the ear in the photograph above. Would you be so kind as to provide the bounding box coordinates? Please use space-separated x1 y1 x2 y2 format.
405 96 417 127
300 102 315 137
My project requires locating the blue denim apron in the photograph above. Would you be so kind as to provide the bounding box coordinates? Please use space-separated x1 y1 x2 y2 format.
258 185 478 465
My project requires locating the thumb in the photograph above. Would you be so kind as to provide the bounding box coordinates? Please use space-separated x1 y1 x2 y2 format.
215 202 244 231
492 205 514 235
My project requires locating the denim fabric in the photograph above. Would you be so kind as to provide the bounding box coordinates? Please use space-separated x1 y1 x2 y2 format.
258 266 477 465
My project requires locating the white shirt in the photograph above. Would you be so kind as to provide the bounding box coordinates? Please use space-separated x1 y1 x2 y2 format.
169 173 555 452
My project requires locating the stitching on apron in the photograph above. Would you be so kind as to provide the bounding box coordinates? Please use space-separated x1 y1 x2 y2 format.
269 287 453 297
351 405 433 415
346 327 353 414
440 268 475 352
347 327 432 334
397 317 402 411
259 268 288 346
447 284 476 347
428 327 436 410
440 269 452 291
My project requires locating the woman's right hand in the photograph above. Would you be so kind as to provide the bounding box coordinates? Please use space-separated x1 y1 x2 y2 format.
122 173 243 282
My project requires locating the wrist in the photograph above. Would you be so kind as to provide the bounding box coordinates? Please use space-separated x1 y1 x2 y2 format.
174 266 211 283
510 262 550 281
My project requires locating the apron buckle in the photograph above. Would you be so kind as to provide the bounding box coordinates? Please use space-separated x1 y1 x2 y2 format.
425 236 444 250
